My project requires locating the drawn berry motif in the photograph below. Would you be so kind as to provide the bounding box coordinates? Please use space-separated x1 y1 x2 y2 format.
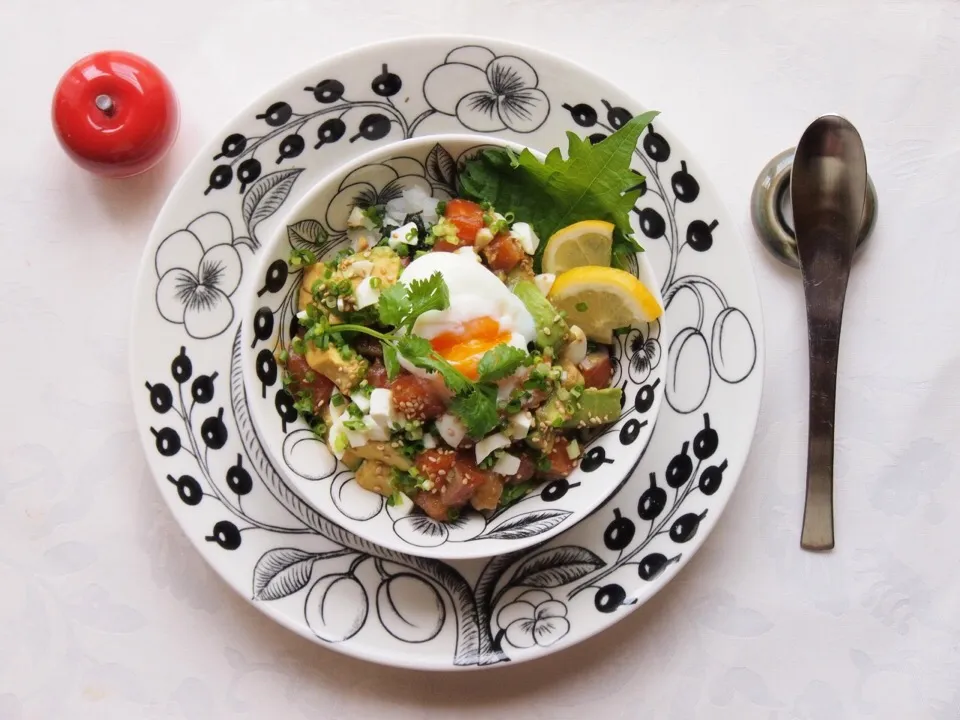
256 101 293 127
214 133 246 160
304 78 345 103
151 427 181 456
205 165 233 195
497 590 570 648
562 102 598 127
167 473 202 506
540 478 580 501
206 520 242 549
350 113 392 143
636 206 665 239
637 472 666 521
669 510 707 543
687 219 718 252
638 553 676 581
201 408 228 449
602 99 631 129
256 349 278 395
315 118 346 148
635 378 661 413
580 447 613 473
258 260 289 297
171 347 192 384
603 509 635 551
226 454 253 496
371 64 402 97
671 161 700 203
146 381 173 413
619 418 643 445
274 388 297 431
643 123 670 162
665 442 693 488
252 307 274 344
699 460 727 495
237 158 262 192
693 413 719 460
594 583 626 613
191 372 217 404
276 134 305 164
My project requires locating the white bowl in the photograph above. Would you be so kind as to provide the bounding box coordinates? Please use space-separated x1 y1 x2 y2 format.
240 134 666 560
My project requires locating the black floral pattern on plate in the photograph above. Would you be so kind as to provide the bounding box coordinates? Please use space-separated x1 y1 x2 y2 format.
138 42 761 668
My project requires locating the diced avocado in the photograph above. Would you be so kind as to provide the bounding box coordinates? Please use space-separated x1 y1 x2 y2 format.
354 460 395 497
305 343 369 394
535 393 575 429
299 262 327 312
341 246 402 289
565 388 623 428
350 442 412 471
525 426 556 453
506 256 535 287
513 281 568 351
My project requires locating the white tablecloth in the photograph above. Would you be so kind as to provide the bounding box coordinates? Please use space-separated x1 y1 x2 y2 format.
3 1 958 717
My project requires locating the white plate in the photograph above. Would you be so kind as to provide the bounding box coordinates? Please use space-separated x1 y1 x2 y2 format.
130 36 763 669
239 133 666 560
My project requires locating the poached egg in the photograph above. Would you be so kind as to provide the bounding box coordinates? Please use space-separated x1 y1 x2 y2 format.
397 252 535 382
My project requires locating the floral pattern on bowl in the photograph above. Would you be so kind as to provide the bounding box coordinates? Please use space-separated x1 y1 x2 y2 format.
239 134 667 560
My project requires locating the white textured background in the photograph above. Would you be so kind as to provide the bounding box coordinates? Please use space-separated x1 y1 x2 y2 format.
2 1 959 718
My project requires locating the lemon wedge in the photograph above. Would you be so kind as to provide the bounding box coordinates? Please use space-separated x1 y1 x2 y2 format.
541 220 615 273
548 266 663 343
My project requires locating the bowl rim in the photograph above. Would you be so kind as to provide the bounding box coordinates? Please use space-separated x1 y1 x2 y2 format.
239 132 668 560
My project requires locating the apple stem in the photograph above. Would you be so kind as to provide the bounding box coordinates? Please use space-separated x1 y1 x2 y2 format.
95 94 116 117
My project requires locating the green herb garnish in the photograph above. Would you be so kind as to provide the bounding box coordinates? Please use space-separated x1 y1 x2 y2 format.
499 481 534 507
459 112 658 270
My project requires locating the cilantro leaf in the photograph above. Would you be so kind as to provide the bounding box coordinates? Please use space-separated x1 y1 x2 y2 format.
459 111 659 270
477 344 527 383
377 283 410 327
376 271 450 331
396 335 472 394
381 342 400 380
449 384 499 437
405 273 449 330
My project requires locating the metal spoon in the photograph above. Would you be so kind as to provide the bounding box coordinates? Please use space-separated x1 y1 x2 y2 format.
791 114 868 551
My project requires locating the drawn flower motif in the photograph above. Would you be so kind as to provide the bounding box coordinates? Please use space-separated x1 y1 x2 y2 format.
424 46 550 133
621 322 662 384
496 590 570 649
155 212 243 339
325 158 433 232
388 502 485 548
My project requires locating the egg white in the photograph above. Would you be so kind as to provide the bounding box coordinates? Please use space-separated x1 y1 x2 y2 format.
396 252 535 383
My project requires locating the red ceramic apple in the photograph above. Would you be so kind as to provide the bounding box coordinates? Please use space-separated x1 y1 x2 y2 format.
52 50 179 178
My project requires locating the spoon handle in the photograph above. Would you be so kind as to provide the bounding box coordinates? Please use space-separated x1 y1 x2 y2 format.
800 264 848 551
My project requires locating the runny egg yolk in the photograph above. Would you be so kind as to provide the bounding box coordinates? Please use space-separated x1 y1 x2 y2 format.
428 317 513 380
